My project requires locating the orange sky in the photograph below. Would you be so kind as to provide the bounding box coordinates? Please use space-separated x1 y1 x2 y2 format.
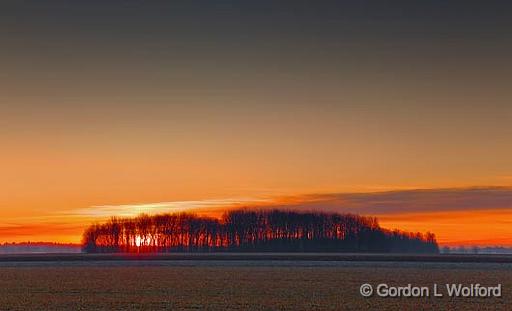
378 208 512 247
1 2 512 246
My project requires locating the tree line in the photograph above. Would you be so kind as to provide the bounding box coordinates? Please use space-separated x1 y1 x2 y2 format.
82 209 439 253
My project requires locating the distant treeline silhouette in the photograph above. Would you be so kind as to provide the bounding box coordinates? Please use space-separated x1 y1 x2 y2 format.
82 209 439 253
0 242 81 254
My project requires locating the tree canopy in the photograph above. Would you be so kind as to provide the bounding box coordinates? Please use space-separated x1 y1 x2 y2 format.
82 209 438 254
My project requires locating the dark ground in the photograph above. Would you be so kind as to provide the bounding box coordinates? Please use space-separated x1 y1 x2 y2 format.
0 254 510 310
2 252 512 263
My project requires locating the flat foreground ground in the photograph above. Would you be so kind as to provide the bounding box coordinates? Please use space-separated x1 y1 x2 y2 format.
0 258 511 310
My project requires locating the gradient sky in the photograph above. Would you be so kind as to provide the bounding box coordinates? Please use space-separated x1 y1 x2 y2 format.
1 1 512 245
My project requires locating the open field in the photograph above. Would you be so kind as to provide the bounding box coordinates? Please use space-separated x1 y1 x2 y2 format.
2 252 512 263
0 255 511 310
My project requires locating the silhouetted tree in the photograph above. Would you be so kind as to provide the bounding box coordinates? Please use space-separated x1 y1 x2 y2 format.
82 209 439 254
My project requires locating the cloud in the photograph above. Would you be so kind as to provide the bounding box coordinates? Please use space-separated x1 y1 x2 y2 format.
72 197 270 218
71 187 512 220
267 187 512 215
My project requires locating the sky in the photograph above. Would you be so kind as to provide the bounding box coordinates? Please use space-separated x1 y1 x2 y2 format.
1 1 512 245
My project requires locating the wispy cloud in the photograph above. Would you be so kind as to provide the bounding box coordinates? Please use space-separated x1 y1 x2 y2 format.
70 186 512 220
71 197 270 218
268 187 512 215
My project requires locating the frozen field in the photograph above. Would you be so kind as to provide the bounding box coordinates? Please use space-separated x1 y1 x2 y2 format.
0 254 510 310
